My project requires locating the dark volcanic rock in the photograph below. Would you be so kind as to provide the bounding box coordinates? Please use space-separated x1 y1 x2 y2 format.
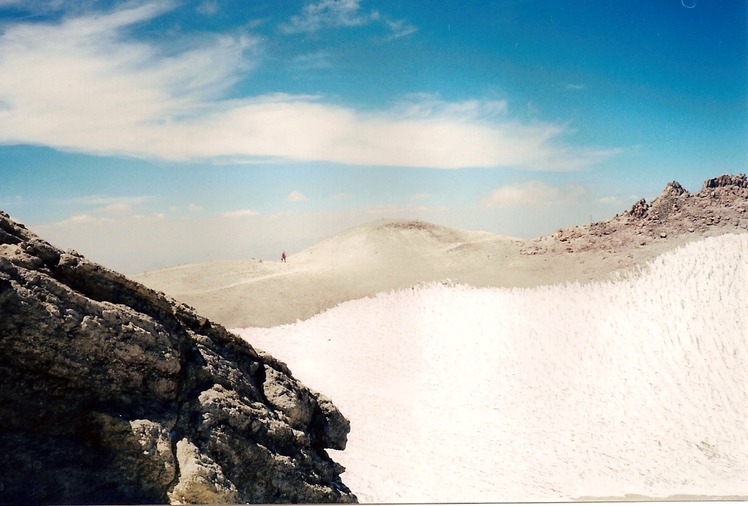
0 211 355 504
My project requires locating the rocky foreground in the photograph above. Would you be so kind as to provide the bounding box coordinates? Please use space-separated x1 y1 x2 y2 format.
0 212 356 503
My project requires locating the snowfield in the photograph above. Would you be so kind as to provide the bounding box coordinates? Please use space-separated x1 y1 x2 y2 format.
236 234 748 502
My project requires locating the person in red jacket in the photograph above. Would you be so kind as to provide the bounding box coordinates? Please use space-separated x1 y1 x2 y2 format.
281 251 287 262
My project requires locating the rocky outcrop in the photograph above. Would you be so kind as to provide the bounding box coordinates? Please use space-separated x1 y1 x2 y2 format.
527 173 748 255
624 173 747 236
0 211 355 504
702 174 748 190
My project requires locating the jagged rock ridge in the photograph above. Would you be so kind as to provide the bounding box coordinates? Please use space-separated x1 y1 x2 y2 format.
525 173 748 255
0 211 356 504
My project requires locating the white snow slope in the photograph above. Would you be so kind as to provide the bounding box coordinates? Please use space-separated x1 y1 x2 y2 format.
236 234 748 503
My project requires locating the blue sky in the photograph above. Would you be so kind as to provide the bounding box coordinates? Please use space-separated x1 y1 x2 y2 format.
0 0 745 272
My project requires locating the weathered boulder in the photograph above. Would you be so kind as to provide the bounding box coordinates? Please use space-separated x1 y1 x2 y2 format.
0 211 355 504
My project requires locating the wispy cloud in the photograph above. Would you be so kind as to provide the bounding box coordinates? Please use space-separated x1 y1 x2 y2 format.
287 191 308 202
0 3 617 171
0 2 255 150
482 181 586 209
280 0 416 41
395 94 509 120
565 83 587 91
280 0 378 33
383 18 417 41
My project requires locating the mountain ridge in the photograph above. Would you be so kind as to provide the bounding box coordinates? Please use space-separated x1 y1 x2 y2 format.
524 173 748 255
133 174 747 328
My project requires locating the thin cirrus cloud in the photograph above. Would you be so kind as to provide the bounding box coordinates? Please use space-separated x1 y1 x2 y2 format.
279 0 417 41
279 0 380 33
383 18 418 41
0 2 616 171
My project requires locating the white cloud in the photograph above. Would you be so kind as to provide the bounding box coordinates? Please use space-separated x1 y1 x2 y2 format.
395 94 508 120
287 191 308 202
280 0 416 41
0 3 618 171
482 181 586 209
280 0 377 33
0 3 255 152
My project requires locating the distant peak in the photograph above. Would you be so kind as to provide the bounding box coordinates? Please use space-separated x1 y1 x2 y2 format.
661 180 688 197
378 219 440 232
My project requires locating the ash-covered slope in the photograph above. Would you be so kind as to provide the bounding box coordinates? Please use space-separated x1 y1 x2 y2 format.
0 211 355 504
133 219 522 328
133 174 748 329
